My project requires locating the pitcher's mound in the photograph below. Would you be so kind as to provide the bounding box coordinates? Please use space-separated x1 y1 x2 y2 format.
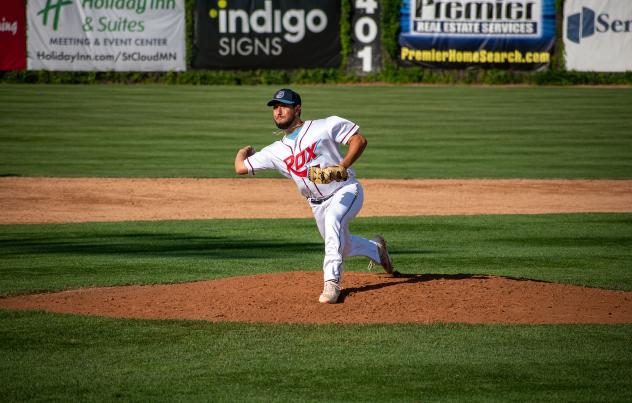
1 272 631 324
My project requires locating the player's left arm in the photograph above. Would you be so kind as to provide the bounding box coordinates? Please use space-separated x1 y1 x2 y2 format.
340 133 367 168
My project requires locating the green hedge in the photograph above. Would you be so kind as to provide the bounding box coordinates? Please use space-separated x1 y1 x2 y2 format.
2 0 631 85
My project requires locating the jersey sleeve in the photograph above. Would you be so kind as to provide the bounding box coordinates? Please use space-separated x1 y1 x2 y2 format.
244 145 276 176
326 116 359 145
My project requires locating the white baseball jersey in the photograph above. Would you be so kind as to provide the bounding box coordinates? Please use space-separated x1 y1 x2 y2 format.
244 116 359 199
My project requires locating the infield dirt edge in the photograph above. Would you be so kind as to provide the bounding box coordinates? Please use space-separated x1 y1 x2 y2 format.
2 177 631 224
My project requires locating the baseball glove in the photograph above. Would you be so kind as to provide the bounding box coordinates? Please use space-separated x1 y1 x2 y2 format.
308 165 348 184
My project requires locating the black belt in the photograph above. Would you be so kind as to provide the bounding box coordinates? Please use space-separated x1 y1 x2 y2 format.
308 194 334 205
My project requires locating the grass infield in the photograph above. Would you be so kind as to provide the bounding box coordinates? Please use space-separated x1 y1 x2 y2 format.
1 84 631 178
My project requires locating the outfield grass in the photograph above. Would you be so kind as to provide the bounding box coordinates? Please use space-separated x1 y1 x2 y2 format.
1 84 631 178
1 84 631 402
1 311 631 402
1 214 631 296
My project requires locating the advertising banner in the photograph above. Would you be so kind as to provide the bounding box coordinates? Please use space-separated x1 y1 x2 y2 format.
27 0 186 71
399 0 556 69
192 0 341 69
1 0 27 70
564 0 632 72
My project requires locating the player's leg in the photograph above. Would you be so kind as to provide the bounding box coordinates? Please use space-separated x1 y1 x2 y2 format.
343 235 380 261
310 183 363 303
337 184 379 261
312 182 393 303
312 203 326 240
335 183 393 274
310 197 344 303
321 182 375 283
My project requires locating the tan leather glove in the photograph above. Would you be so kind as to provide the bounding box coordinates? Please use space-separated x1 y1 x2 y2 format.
308 165 349 184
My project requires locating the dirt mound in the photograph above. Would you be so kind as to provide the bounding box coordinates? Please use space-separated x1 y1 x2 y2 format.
2 272 631 324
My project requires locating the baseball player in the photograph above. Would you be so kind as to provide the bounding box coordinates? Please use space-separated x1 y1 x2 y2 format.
234 88 393 304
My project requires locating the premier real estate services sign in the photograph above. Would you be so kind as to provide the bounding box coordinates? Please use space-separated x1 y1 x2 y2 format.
399 0 556 69
564 0 632 72
28 0 186 71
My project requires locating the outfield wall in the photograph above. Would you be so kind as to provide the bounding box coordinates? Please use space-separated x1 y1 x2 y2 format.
1 0 631 84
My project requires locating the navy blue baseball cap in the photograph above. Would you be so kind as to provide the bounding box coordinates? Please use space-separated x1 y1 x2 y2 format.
267 88 301 106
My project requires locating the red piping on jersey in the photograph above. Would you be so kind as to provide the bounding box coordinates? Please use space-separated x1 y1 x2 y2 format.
281 136 292 150
340 124 357 145
245 158 255 176
312 183 324 197
281 142 294 157
297 120 312 151
302 177 323 197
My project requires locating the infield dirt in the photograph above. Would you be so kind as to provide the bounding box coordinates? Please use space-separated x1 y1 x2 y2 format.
1 177 632 324
1 178 632 224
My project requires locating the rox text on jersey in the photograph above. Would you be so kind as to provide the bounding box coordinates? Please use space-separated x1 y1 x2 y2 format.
284 141 318 177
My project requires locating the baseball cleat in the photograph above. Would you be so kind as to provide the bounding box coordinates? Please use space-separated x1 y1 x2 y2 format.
319 280 341 304
373 234 394 274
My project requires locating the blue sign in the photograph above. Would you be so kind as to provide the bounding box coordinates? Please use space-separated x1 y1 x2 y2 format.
399 0 556 68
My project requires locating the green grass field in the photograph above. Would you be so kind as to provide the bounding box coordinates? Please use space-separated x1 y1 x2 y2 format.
2 311 630 402
1 84 631 401
1 84 631 178
1 214 632 296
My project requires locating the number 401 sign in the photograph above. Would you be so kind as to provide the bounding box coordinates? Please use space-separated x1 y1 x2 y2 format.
349 0 381 75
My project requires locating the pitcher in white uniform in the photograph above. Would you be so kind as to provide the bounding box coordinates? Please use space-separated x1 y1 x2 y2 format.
234 88 394 304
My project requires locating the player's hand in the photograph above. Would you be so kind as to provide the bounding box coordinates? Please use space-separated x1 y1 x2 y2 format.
238 145 255 158
235 146 256 175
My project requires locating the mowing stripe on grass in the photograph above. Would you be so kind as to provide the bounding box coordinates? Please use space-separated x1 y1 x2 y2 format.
1 310 631 402
1 85 631 178
1 214 631 296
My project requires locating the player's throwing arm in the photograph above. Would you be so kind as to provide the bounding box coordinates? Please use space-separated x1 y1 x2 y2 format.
235 146 255 175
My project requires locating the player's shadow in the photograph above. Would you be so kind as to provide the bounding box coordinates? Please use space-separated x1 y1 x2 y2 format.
337 272 550 303
337 273 485 303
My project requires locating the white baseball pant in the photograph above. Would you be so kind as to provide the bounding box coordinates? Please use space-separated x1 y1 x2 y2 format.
309 181 381 283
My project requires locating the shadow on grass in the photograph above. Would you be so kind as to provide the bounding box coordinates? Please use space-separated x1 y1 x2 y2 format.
0 233 323 259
